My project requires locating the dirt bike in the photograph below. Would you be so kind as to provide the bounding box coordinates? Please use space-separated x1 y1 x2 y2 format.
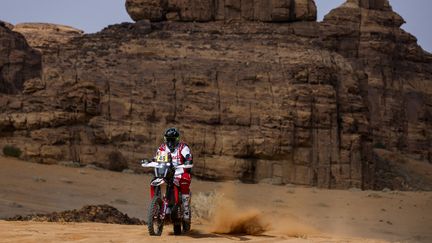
141 153 193 236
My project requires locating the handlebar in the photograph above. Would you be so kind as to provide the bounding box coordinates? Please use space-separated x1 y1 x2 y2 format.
141 161 193 169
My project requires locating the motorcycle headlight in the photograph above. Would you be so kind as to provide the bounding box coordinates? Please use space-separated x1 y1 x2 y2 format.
156 167 166 177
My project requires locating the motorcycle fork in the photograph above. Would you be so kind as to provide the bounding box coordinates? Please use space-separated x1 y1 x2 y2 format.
165 184 180 205
161 198 168 220
162 184 173 218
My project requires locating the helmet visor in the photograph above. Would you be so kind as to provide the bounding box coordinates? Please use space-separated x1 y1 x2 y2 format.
165 136 178 151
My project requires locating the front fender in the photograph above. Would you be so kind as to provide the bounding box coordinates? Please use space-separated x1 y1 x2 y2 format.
151 178 166 186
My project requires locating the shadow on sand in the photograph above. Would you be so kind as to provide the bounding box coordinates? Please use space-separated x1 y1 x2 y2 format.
178 229 276 241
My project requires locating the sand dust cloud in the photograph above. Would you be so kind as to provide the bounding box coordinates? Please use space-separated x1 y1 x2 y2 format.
192 184 317 237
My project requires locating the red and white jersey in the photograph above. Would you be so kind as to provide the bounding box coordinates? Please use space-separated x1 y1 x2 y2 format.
157 142 191 167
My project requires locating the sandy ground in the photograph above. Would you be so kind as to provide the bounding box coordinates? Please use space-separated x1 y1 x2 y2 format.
1 156 431 242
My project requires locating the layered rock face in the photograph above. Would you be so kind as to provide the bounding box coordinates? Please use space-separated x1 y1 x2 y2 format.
321 0 432 189
355 0 390 10
0 24 41 94
1 0 431 190
125 0 317 22
4 20 369 188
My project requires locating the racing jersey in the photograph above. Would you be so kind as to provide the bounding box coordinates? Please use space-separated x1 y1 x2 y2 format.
157 142 192 167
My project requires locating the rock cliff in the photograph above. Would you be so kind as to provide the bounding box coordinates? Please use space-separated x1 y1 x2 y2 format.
0 23 41 94
321 0 432 189
125 0 317 22
0 0 431 190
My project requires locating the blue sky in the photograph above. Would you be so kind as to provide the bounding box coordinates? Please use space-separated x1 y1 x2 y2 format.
1 0 431 52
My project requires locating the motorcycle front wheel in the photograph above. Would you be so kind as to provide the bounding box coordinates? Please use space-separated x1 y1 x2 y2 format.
147 196 164 236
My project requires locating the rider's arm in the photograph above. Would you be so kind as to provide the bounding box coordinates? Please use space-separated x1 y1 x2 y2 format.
181 145 193 165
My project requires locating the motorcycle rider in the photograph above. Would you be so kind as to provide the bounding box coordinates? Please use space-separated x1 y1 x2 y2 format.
153 127 193 221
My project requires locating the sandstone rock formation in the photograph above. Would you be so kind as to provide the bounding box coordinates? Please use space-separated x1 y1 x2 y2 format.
0 20 14 30
1 0 431 190
125 0 317 22
13 23 84 54
0 24 41 94
322 0 432 188
354 0 390 10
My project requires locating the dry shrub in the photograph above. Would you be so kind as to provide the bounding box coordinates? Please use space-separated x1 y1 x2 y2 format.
191 191 221 220
3 145 22 158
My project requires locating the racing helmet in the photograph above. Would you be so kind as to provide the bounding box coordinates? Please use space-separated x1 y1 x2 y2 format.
164 127 180 152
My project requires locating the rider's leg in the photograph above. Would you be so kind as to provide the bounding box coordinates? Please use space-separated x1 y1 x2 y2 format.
173 185 179 204
150 185 155 198
179 173 191 220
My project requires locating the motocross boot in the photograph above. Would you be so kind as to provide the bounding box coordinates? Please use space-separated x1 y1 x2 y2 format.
181 193 191 221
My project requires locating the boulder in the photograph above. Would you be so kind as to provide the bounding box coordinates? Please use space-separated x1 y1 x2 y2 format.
125 0 317 22
125 0 167 21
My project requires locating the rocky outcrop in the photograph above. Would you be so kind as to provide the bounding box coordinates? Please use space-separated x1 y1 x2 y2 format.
1 0 431 190
373 149 432 191
13 23 84 54
8 205 144 225
354 0 390 10
0 20 14 30
125 0 317 22
0 25 41 94
322 0 432 166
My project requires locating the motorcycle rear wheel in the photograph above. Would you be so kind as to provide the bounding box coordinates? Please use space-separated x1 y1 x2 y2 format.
173 222 182 235
171 205 182 235
147 196 164 236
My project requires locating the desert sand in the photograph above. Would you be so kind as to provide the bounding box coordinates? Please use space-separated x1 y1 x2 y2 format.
1 156 431 243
